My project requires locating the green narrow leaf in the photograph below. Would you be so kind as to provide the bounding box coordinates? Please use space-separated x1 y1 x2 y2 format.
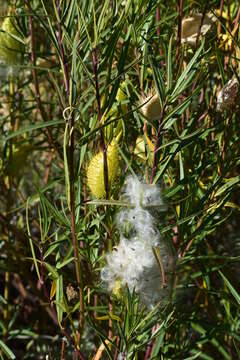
97 0 110 31
162 88 200 130
56 257 75 270
92 0 98 46
43 242 60 260
189 349 213 360
191 322 232 360
219 271 240 305
56 274 64 324
77 143 87 177
150 331 165 358
44 262 59 279
116 141 136 177
148 47 165 109
69 35 77 107
40 194 70 227
180 351 202 360
76 3 92 47
5 119 64 140
65 0 76 28
214 176 240 197
179 151 184 180
153 142 179 183
166 36 173 93
106 37 130 111
171 40 204 99
39 0 61 55
63 123 71 209
26 198 41 281
0 340 16 360
86 199 135 207
215 45 226 85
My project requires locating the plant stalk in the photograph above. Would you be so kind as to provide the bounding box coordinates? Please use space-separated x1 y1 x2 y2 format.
57 1 84 354
150 102 166 184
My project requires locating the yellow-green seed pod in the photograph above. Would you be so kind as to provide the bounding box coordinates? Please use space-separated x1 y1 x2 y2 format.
116 87 125 103
0 15 23 65
140 92 161 120
101 82 128 143
134 134 154 165
87 133 121 198
134 136 148 161
116 81 128 103
112 279 123 299
6 144 33 177
101 107 116 143
116 81 128 115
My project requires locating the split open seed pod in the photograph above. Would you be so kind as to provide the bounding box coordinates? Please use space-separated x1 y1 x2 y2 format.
134 134 154 165
140 92 161 120
217 77 239 112
181 13 216 46
87 132 122 198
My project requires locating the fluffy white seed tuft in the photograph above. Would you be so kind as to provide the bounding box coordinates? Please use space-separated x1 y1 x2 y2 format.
101 176 174 307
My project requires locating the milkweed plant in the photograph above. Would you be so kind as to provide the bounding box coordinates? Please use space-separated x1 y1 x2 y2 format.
0 1 240 359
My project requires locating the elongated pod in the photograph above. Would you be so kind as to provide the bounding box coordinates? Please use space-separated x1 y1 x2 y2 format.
87 133 121 198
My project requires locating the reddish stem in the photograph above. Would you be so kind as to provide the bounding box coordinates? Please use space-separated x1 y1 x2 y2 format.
57 2 84 355
150 103 167 184
195 3 208 49
144 342 153 360
113 336 120 360
176 0 183 58
156 6 164 65
218 0 224 35
232 6 240 36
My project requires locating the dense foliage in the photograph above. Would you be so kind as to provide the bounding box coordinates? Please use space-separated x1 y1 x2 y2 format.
0 0 240 359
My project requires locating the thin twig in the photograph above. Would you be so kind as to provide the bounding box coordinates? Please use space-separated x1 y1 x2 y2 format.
60 339 65 360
